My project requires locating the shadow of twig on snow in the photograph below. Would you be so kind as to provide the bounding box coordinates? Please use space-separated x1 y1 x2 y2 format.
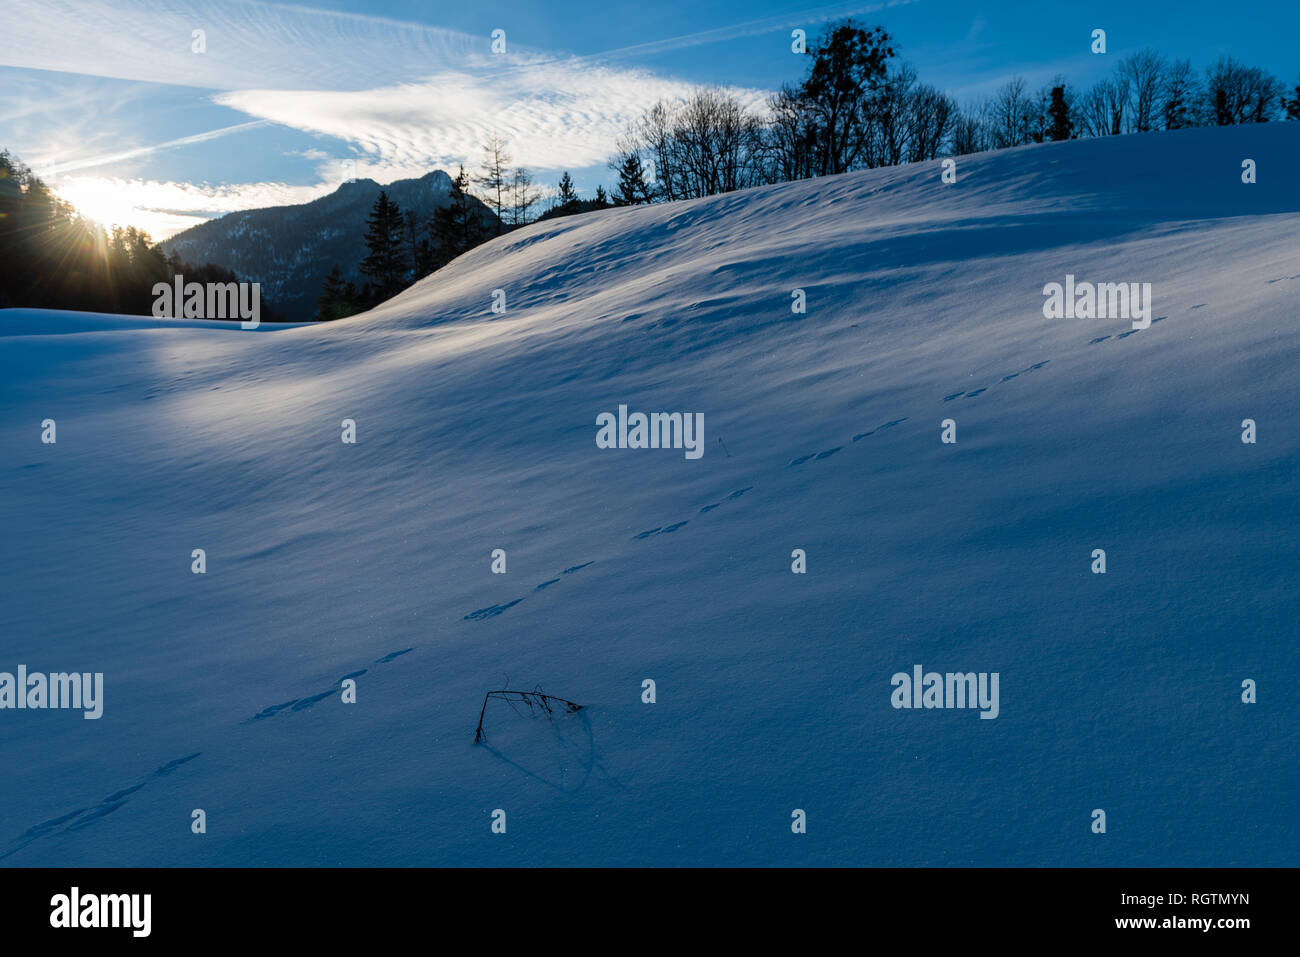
476 699 626 794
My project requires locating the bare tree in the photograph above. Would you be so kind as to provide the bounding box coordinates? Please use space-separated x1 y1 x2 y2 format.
476 134 510 235
762 85 819 182
905 84 958 161
1119 49 1167 132
1076 76 1129 137
624 89 765 201
869 63 916 166
677 88 763 195
864 64 957 164
637 100 680 202
507 166 540 227
1204 56 1284 124
990 76 1034 147
951 99 993 156
1162 59 1198 129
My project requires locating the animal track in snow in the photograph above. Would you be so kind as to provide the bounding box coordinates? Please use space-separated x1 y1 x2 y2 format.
0 752 202 858
939 361 1050 406
461 561 599 622
635 487 753 540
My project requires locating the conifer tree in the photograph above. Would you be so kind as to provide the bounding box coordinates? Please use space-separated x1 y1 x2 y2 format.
614 153 650 205
555 171 578 214
431 165 486 267
1048 85 1073 140
359 190 407 302
1286 84 1300 122
316 264 346 321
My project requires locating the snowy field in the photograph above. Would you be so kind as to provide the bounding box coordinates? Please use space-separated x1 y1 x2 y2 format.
1 123 1296 866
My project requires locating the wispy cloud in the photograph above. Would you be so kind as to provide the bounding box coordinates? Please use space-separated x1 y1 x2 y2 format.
0 0 476 92
545 0 918 63
215 61 767 179
36 121 272 176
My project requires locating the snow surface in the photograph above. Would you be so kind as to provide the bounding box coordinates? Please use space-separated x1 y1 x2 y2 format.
1 124 1297 866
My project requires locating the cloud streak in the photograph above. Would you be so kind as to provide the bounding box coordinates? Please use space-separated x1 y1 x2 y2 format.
36 121 273 176
214 61 768 179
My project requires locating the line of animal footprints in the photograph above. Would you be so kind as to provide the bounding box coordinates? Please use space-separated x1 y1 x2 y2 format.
0 752 202 861
251 562 603 725
785 361 1051 468
1088 316 1168 345
251 561 603 727
1 558 604 851
463 561 595 621
787 418 911 467
942 359 1052 404
633 486 754 540
8 512 644 849
1080 287 1298 346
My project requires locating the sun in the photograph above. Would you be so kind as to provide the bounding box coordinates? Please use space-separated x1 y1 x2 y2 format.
51 176 196 241
54 177 140 231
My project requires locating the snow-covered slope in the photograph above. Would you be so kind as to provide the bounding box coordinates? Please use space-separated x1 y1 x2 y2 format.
2 124 1297 866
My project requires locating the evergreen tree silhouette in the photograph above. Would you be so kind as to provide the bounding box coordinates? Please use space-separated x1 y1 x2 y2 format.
316 264 349 321
614 153 650 205
1215 88 1232 125
1286 85 1300 122
1048 85 1073 140
359 190 407 303
556 171 578 213
430 165 486 268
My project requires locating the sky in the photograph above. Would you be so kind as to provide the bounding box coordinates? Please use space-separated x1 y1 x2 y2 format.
1 0 1296 240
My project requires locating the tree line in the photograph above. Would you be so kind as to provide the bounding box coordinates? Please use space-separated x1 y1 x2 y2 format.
606 22 1300 203
0 151 284 318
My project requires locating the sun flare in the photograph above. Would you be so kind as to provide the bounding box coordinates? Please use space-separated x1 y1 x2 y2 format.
52 176 198 241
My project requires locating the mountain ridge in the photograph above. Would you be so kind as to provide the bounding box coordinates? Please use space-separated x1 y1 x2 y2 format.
161 168 495 320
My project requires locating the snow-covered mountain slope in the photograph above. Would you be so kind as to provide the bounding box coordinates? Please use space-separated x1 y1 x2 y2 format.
2 124 1297 866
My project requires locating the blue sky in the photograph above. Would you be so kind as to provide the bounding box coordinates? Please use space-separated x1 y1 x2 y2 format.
1 0 1295 238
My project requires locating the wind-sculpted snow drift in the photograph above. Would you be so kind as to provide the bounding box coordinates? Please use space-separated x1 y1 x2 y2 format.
1 124 1296 866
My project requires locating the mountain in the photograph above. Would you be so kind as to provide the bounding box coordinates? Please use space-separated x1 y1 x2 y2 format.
1 123 1297 866
160 170 497 320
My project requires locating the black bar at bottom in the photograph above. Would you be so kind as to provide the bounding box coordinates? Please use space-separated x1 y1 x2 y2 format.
0 867 1281 942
